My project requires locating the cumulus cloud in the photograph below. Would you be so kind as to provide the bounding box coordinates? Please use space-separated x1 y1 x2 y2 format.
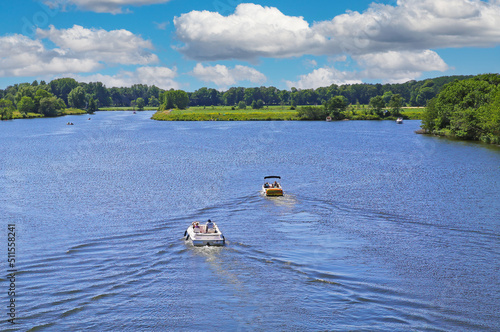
0 25 158 78
44 0 171 14
285 67 362 90
287 50 449 88
73 66 179 89
0 34 101 77
190 63 266 88
175 1 500 60
354 50 450 83
174 3 326 61
314 0 500 54
37 25 158 65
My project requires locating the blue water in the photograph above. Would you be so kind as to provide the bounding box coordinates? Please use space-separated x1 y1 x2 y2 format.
1 111 499 331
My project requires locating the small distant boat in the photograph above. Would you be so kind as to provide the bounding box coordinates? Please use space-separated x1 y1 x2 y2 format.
67 122 74 125
133 111 136 114
184 220 225 246
262 176 284 196
396 117 403 124
326 116 332 122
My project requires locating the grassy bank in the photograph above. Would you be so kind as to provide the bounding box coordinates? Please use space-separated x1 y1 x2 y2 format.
100 107 158 111
152 106 299 121
9 108 87 119
152 105 425 121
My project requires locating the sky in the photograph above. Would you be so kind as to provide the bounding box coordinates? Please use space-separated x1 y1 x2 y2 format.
1 0 499 91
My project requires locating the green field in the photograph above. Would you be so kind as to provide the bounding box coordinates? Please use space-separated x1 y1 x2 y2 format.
152 105 425 121
152 106 300 121
100 107 158 111
9 108 87 119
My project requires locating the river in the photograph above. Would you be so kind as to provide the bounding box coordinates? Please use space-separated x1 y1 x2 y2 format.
1 111 499 331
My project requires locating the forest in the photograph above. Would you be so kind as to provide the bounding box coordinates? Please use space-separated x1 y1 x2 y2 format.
0 75 473 120
421 74 500 144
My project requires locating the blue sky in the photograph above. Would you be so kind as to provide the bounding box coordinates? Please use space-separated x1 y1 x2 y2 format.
1 0 499 91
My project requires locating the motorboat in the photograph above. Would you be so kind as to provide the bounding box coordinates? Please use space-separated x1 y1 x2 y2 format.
326 116 332 122
396 117 403 124
184 220 225 246
262 176 284 196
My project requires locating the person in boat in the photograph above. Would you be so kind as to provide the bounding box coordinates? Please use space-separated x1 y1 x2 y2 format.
206 219 214 232
273 181 279 188
264 182 269 188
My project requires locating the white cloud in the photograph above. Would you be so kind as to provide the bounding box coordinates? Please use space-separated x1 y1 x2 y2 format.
174 3 326 61
73 66 179 89
190 63 266 88
355 50 450 83
287 50 449 88
44 0 171 14
0 34 101 77
175 1 500 60
0 25 159 78
285 67 362 90
37 25 158 65
314 0 500 54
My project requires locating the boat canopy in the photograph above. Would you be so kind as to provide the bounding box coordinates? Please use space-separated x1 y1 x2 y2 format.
264 176 281 179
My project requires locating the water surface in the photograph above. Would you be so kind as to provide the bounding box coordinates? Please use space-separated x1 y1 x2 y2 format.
1 112 499 331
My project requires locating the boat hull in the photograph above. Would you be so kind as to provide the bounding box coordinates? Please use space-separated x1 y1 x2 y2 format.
185 224 225 246
263 186 283 196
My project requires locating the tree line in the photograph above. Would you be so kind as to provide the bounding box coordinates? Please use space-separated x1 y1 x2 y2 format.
421 74 500 144
0 75 473 119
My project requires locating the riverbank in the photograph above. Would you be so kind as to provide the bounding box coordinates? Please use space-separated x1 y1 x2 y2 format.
9 108 87 119
152 106 425 121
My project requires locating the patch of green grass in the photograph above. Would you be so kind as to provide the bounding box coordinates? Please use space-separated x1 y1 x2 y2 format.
11 111 44 119
100 107 157 111
62 108 87 115
152 106 299 121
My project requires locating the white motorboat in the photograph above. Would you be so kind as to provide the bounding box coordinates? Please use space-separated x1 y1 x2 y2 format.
184 220 225 246
262 176 283 196
396 117 403 124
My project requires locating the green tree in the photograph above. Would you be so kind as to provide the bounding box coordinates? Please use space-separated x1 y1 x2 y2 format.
34 89 54 113
136 97 145 111
325 95 348 120
49 78 77 105
39 97 65 117
87 98 98 114
68 86 86 109
160 90 189 110
17 96 35 116
388 94 404 116
297 106 328 120
421 74 500 142
251 99 264 109
382 91 393 104
237 101 246 109
0 99 15 120
369 96 385 116
148 96 159 107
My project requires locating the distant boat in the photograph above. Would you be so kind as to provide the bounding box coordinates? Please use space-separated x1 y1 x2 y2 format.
396 117 403 124
67 122 74 125
262 176 284 196
326 116 332 122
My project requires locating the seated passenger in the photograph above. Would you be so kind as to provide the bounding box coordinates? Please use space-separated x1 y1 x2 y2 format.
206 219 214 232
